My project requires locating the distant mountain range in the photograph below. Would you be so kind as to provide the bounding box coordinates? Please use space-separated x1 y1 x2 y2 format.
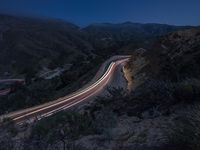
83 22 190 49
0 14 193 77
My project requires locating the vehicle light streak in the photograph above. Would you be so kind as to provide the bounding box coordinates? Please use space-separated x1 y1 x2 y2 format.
12 62 116 122
0 57 130 123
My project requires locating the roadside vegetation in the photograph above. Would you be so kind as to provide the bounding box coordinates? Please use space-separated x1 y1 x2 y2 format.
0 107 117 149
164 105 200 150
85 78 200 118
0 78 200 149
0 55 103 115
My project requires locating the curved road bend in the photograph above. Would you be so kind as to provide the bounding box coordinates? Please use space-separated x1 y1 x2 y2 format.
0 79 25 96
0 57 130 124
0 89 11 96
0 79 24 83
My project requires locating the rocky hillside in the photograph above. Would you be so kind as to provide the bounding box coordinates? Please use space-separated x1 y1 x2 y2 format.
125 27 200 89
147 27 200 80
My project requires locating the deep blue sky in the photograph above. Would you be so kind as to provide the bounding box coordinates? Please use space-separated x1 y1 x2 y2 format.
0 0 199 26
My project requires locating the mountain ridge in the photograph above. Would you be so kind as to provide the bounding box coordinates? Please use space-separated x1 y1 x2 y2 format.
0 14 194 78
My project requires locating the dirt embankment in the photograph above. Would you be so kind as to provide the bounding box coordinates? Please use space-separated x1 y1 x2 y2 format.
123 48 148 91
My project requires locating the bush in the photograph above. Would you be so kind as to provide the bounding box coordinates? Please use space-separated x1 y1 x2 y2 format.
127 78 200 116
173 79 200 103
164 105 200 150
31 111 96 142
87 87 127 116
130 80 175 111
93 109 117 135
28 111 95 150
85 79 200 119
0 119 17 150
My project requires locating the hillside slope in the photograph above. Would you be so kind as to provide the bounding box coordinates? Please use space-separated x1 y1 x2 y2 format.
125 27 200 88
146 27 200 80
0 15 191 78
0 14 94 77
82 22 189 52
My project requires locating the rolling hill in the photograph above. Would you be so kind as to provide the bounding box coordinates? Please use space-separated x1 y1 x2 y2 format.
0 14 93 77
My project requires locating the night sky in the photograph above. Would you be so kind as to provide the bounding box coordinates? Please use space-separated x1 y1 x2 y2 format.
0 0 199 26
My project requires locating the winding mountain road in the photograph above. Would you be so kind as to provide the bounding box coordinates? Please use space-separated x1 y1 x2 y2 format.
0 56 130 124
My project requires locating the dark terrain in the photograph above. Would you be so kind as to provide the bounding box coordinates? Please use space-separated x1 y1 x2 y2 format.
0 14 189 114
0 14 189 77
0 14 199 150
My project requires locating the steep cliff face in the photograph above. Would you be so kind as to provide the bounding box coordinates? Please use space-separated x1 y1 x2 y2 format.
145 27 200 81
123 48 148 91
126 27 200 90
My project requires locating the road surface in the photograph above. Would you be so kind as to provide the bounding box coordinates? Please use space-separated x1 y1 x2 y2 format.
0 79 25 96
0 89 11 96
0 79 24 83
0 57 130 124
